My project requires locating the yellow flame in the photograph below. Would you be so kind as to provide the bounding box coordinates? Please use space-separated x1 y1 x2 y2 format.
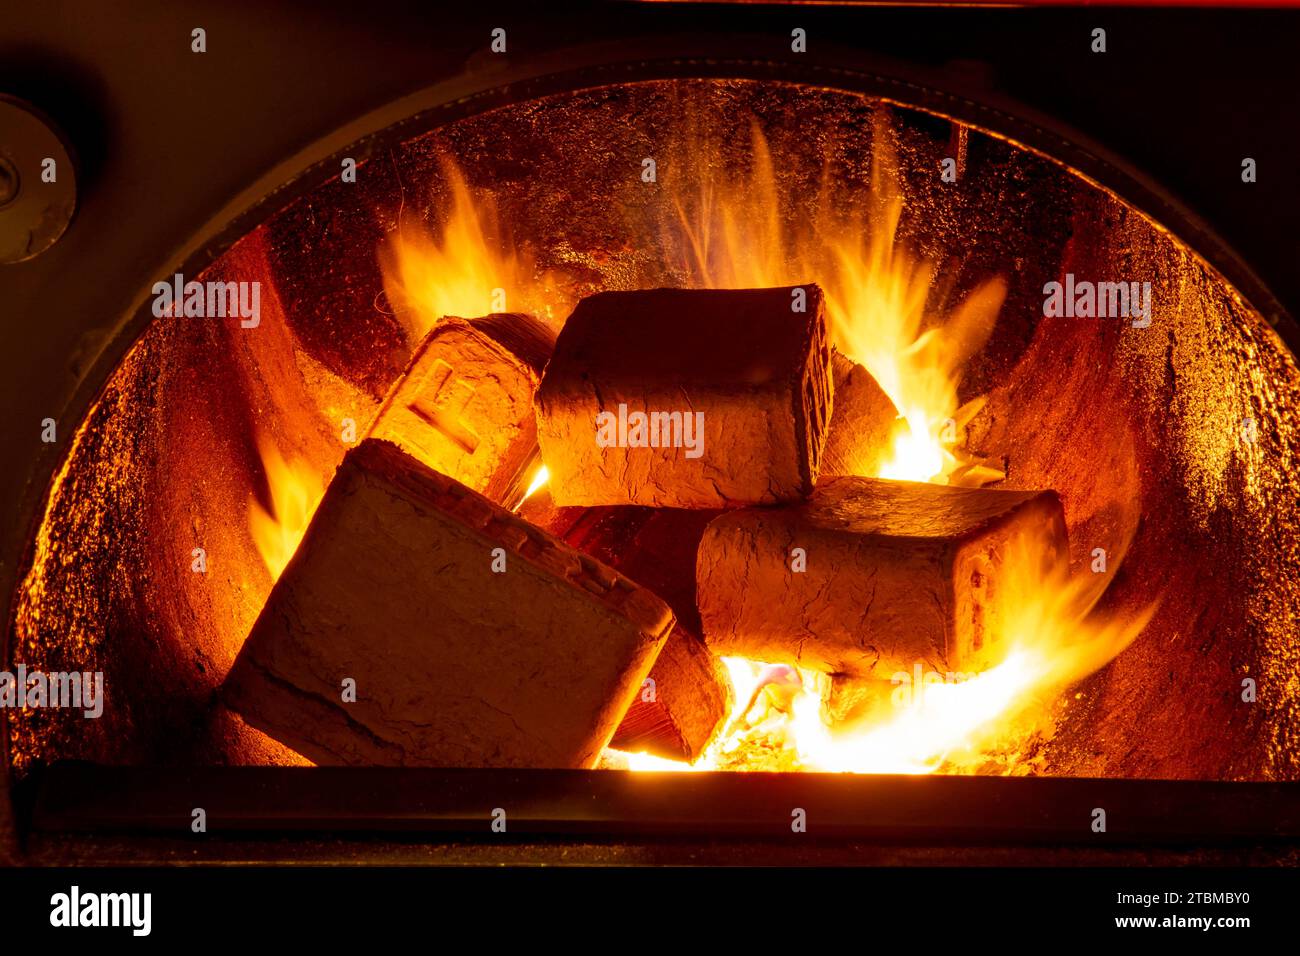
248 436 327 582
381 122 1000 484
791 536 1156 774
661 117 1005 484
619 529 1157 775
513 463 550 512
380 159 566 342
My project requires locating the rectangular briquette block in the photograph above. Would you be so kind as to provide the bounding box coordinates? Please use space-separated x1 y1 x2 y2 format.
368 312 554 509
608 622 732 761
561 505 720 634
534 286 833 508
516 492 733 760
558 505 732 760
696 476 1068 677
223 438 674 769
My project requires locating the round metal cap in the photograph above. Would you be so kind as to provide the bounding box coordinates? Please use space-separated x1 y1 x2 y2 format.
0 95 77 263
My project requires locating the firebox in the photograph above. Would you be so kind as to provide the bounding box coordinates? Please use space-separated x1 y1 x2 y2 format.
3 1 1299 867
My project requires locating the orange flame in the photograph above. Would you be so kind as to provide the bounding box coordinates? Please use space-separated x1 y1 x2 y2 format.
660 117 1005 485
610 116 1159 774
380 159 567 342
248 436 327 582
620 530 1157 775
245 162 563 577
787 535 1156 774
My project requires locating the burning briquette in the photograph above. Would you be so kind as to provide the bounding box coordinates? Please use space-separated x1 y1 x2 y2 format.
224 438 674 769
696 476 1069 677
608 623 732 760
555 505 733 760
534 286 834 508
820 349 907 479
368 312 554 510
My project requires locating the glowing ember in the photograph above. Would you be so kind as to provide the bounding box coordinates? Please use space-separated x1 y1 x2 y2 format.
248 436 327 582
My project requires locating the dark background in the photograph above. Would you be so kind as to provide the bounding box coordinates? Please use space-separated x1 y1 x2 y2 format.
0 863 1291 940
3 1 1296 315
